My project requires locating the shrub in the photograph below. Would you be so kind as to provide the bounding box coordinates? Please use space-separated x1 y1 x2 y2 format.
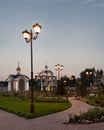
66 108 104 124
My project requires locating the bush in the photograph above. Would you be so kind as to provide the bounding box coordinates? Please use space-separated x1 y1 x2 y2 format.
35 97 68 102
66 108 104 124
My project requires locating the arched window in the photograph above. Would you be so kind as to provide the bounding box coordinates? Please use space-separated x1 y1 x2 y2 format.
19 79 25 92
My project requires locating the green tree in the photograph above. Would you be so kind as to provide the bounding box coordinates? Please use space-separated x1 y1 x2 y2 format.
56 80 66 95
95 69 104 87
80 68 95 87
76 80 88 97
69 75 77 88
56 76 70 95
76 68 95 97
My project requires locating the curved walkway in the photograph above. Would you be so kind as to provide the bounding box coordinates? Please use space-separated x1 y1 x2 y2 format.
0 97 104 130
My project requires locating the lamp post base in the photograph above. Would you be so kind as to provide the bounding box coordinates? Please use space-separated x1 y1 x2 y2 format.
30 104 34 114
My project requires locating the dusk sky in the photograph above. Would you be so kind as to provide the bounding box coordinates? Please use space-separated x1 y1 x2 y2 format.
0 0 104 80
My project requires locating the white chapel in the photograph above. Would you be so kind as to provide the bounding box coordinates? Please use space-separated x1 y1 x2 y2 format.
7 63 29 92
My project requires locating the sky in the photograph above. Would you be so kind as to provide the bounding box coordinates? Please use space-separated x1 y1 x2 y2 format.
0 0 104 80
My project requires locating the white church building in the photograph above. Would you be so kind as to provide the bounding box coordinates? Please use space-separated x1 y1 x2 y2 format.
35 65 57 91
7 63 29 92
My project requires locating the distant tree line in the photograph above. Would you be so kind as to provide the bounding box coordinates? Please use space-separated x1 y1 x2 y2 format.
57 68 104 96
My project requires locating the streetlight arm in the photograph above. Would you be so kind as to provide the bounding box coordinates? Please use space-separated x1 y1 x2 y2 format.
32 33 38 40
22 30 38 43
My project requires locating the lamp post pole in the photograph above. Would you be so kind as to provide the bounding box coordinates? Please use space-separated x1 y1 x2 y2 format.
22 23 42 114
30 29 34 113
58 68 60 81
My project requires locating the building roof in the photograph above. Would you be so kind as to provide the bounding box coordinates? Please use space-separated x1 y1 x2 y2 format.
7 74 29 80
7 63 29 80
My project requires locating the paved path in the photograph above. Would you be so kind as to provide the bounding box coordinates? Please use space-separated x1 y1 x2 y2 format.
0 97 104 130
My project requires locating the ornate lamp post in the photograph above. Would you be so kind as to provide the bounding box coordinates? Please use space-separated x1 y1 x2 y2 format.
22 23 42 114
54 64 64 80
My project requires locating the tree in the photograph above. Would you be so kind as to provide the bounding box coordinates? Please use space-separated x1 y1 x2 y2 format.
56 80 66 95
76 80 88 97
80 68 95 87
56 76 70 95
95 69 104 87
76 68 96 97
69 75 77 88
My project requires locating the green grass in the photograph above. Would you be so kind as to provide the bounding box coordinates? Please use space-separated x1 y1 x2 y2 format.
0 96 71 118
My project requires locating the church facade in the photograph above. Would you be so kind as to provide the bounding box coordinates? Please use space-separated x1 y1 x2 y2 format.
35 65 57 91
7 63 29 92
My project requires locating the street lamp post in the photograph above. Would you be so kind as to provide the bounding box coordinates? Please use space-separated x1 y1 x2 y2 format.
22 23 42 114
54 64 64 80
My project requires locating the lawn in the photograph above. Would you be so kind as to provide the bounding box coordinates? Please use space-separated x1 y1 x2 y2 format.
0 96 71 118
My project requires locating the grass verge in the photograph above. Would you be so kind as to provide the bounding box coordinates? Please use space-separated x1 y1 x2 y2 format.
0 96 71 119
